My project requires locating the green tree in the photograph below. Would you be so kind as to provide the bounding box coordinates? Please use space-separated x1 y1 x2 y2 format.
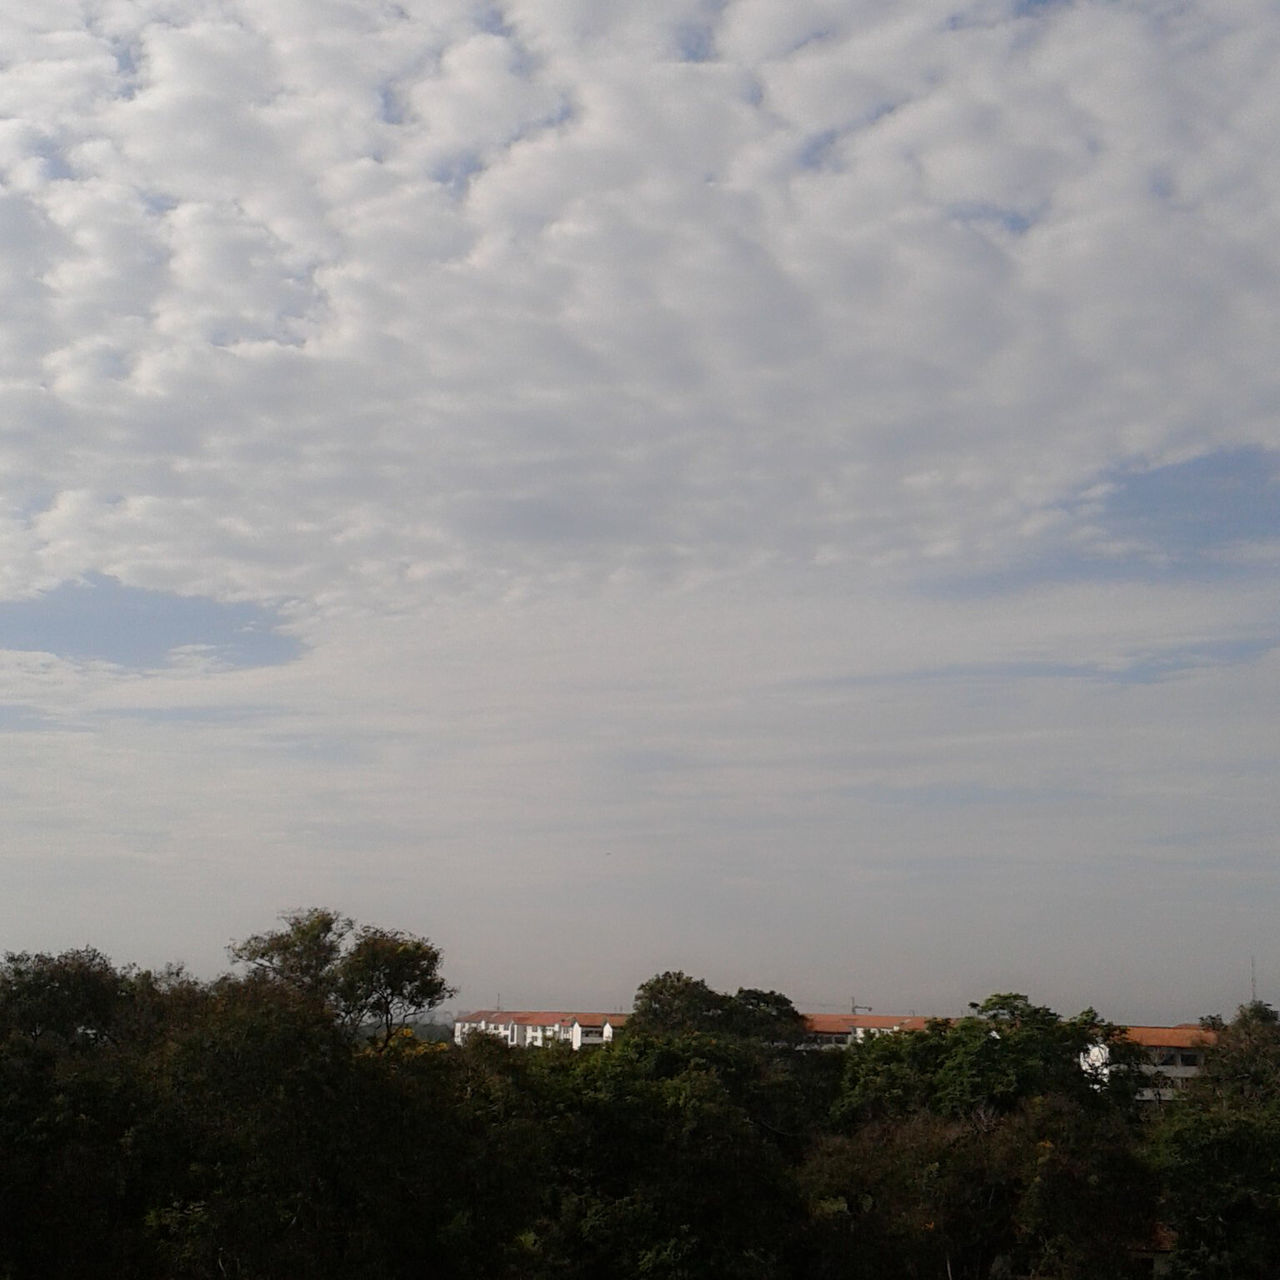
0 949 162 1278
0 946 126 1048
629 972 807 1047
227 907 352 1000
521 1031 802 1279
810 994 1153 1279
333 925 453 1048
1155 1002 1280 1277
722 987 808 1046
628 971 728 1037
227 908 455 1045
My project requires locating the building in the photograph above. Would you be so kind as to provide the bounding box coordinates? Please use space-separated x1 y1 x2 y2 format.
802 1012 931 1047
453 1007 1214 1104
1122 1024 1213 1102
453 1010 628 1048
453 1008 928 1050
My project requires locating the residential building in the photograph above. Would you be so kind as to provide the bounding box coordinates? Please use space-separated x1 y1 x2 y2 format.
453 1006 1214 1104
453 1009 628 1048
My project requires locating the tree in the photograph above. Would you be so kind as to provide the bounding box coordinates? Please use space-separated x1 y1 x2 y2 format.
334 926 454 1049
227 907 352 1000
227 908 455 1045
522 1031 802 1279
815 994 1154 1279
0 947 126 1048
722 987 808 1046
1155 1002 1280 1277
629 973 807 1046
0 949 161 1277
628 971 727 1037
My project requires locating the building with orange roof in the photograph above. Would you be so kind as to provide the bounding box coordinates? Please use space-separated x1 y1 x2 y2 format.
802 1012 932 1048
455 1006 1216 1103
1122 1024 1214 1102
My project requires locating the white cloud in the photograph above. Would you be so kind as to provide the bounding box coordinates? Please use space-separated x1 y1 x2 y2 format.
0 0 1276 1019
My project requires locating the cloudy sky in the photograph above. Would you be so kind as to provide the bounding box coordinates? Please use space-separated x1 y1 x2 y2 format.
1 0 1277 1024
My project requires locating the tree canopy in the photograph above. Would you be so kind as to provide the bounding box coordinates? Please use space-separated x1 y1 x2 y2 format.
629 970 806 1045
228 907 455 1046
0 923 1263 1279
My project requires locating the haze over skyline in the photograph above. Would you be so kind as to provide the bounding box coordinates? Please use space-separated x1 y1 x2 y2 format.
1 0 1277 1025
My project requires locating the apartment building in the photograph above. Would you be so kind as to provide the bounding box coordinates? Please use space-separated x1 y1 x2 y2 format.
453 1010 629 1049
453 1009 1215 1100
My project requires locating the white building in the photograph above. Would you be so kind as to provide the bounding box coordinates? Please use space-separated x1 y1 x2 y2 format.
453 1010 628 1049
1121 1024 1212 1101
455 1007 1213 1105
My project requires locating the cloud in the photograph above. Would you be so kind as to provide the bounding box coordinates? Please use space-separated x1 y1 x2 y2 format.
0 0 1276 1020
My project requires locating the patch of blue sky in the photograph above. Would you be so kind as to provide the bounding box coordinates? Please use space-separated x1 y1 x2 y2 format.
140 191 179 215
0 575 302 670
475 5 513 37
799 105 902 170
949 201 1040 234
32 141 75 181
945 0 1064 31
377 85 407 125
431 151 485 197
1013 0 1067 15
799 638 1277 691
675 23 716 62
934 446 1280 597
110 38 140 75
1092 446 1280 557
92 705 279 725
105 39 143 99
509 98 577 146
0 705 56 732
798 129 842 171
779 27 838 56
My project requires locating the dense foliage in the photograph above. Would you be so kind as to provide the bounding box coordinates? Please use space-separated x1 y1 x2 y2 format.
0 911 1270 1278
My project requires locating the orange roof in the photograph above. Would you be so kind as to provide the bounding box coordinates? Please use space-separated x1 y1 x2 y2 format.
1122 1024 1215 1049
803 1013 930 1034
460 1011 1214 1052
507 1011 580 1026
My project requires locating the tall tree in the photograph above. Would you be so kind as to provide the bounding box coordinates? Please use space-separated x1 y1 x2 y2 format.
628 971 728 1037
334 925 454 1048
227 908 455 1043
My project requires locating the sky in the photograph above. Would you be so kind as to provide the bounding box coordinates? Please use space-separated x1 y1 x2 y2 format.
1 0 1277 1026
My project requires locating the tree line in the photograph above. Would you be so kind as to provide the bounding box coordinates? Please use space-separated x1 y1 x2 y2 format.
0 908 1275 1278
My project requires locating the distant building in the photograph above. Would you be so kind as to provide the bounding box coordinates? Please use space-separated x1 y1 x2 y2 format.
453 1008 927 1050
801 1012 931 1048
453 1006 1214 1103
1121 1024 1213 1102
453 1010 628 1048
